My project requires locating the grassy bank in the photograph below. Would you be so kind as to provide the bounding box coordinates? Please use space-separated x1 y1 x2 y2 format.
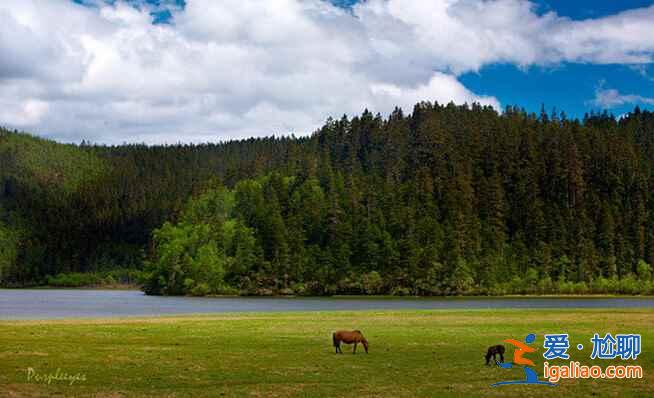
1 309 652 397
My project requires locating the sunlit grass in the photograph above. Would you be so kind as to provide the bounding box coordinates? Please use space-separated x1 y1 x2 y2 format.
1 309 652 397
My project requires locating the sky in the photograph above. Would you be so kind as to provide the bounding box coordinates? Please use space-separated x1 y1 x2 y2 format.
0 0 653 144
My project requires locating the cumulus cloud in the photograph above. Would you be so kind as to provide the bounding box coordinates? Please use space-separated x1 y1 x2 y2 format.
370 72 501 111
0 0 653 143
355 0 654 74
592 86 654 108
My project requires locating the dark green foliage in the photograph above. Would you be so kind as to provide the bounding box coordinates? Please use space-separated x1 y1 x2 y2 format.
0 216 20 282
2 103 654 295
45 269 145 287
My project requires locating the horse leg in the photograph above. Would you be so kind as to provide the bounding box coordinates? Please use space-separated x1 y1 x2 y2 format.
353 342 357 354
499 352 504 363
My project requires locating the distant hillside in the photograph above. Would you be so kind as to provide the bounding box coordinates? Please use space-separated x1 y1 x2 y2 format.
2 103 654 295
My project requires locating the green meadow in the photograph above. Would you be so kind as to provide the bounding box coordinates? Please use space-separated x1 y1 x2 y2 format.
1 309 652 397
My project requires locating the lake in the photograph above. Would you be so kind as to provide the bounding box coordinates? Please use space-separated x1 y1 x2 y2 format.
1 289 653 320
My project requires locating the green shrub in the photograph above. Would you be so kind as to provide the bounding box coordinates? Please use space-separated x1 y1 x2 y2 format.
44 269 144 288
362 271 384 294
536 276 553 294
524 268 539 293
637 260 652 281
390 286 411 296
217 285 239 295
571 281 589 294
618 275 640 295
190 282 210 296
290 282 307 296
46 272 102 287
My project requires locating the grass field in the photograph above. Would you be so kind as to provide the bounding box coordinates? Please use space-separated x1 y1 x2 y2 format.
1 309 652 397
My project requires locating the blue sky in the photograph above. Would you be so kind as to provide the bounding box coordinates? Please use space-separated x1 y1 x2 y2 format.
1 0 653 143
461 0 654 118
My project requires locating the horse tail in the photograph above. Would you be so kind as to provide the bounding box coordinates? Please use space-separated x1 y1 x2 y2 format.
332 332 338 347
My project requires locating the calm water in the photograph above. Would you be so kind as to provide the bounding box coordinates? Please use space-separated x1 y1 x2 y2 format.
1 289 653 320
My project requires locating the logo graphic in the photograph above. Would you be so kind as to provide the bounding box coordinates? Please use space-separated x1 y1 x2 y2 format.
491 333 556 387
490 332 643 386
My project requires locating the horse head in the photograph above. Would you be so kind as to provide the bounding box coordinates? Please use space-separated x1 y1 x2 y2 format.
361 337 369 353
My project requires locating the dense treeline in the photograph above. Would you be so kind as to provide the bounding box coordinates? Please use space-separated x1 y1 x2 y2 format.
0 129 306 284
2 102 654 294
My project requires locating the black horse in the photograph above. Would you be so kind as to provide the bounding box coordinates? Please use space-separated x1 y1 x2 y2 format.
485 345 505 365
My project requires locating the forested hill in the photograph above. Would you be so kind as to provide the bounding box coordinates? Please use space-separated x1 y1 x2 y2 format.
2 102 654 295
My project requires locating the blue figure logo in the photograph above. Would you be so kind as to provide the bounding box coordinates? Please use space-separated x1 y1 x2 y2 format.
491 333 556 387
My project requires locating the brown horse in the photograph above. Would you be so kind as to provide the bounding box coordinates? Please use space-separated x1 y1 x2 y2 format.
485 344 505 365
333 330 369 354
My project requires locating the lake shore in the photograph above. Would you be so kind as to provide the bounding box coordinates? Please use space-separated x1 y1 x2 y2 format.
3 287 653 298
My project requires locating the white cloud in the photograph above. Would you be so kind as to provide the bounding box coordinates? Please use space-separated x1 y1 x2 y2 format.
370 72 501 111
355 0 654 74
0 98 49 126
629 64 654 81
0 0 653 143
592 86 654 108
